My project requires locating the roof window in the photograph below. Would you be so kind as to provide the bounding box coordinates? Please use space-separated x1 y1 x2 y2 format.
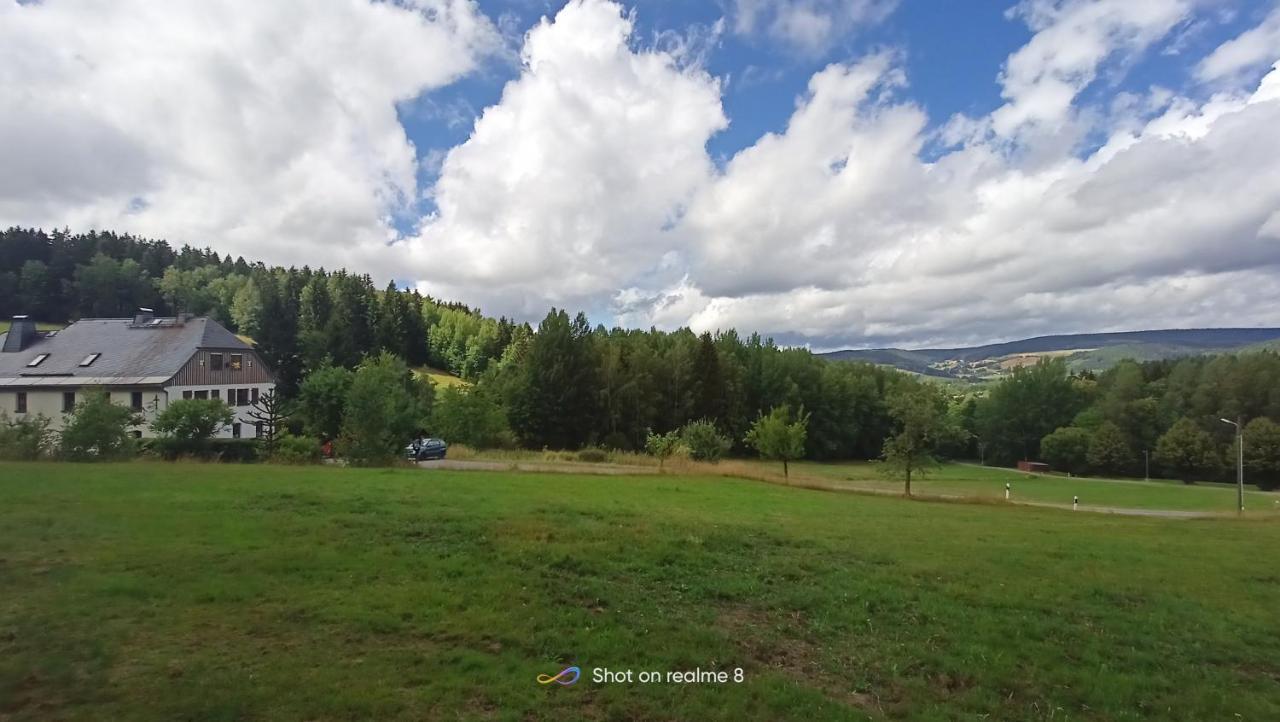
79 353 101 367
26 353 49 367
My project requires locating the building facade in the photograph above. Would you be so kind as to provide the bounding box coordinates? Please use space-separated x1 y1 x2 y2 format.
0 313 276 439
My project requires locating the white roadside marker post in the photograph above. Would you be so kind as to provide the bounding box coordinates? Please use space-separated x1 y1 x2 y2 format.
1005 482 1010 501
1073 496 1079 511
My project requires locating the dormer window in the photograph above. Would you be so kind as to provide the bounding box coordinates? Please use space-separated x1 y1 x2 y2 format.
79 353 101 367
26 353 49 367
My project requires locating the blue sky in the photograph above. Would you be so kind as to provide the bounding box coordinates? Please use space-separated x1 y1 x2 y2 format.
399 0 1269 202
4 0 1280 347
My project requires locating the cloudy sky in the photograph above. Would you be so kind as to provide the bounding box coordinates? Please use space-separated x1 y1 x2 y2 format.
3 0 1279 349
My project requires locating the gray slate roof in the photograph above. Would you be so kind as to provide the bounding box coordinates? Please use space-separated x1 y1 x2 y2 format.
0 317 251 387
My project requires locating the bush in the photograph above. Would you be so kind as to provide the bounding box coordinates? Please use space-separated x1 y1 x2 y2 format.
645 429 681 469
1243 417 1280 490
428 385 509 449
150 398 235 457
339 353 434 466
61 389 139 460
576 447 609 463
1154 417 1220 484
0 413 54 460
1040 426 1091 475
270 434 323 465
680 419 731 463
209 439 260 463
1086 421 1135 476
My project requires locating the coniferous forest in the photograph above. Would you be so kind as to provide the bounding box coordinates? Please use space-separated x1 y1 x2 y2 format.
3 226 1279 487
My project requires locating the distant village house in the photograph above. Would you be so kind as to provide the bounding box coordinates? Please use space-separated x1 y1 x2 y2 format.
0 311 276 439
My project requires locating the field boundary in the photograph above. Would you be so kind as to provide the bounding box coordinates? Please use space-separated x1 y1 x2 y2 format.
414 458 1263 519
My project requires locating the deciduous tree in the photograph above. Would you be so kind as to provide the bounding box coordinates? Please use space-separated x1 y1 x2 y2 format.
744 405 810 478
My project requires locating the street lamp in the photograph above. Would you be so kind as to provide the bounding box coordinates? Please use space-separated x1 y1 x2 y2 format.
1143 449 1149 481
1219 418 1244 514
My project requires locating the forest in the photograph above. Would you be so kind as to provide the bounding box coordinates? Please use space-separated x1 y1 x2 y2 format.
2 226 1279 487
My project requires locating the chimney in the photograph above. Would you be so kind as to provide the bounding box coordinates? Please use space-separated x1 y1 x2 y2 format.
2 315 37 353
133 307 155 326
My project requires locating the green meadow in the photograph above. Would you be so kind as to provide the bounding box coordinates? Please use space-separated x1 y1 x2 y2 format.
2 462 1279 721
787 460 1280 513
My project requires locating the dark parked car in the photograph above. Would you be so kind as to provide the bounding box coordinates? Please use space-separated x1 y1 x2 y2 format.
406 438 448 461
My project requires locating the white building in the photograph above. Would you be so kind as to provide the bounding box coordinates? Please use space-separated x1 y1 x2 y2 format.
0 312 277 439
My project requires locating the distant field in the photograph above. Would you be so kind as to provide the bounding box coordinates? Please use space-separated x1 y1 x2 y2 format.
414 365 468 388
1 462 1278 721
0 320 62 334
452 452 1280 514
787 460 1280 514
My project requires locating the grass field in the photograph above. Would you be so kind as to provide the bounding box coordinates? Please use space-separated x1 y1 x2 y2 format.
2 463 1279 721
414 366 468 388
0 320 62 334
788 461 1280 513
451 449 1280 514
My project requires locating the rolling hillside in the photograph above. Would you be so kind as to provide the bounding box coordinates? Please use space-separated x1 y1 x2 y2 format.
820 328 1280 381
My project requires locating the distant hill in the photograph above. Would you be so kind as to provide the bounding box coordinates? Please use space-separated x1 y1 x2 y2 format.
819 328 1280 382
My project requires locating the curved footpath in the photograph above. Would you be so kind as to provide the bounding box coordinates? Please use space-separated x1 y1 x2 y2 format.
415 459 1269 519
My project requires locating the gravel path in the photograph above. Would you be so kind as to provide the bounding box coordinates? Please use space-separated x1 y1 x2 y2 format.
415 459 1249 517
416 458 658 475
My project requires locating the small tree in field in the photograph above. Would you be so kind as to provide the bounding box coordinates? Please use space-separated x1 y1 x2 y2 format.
245 389 288 454
61 389 139 460
644 429 680 471
1153 417 1220 484
744 405 809 479
680 419 731 463
882 382 950 496
151 398 234 457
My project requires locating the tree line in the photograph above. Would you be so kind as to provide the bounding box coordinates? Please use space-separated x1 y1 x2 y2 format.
3 226 1279 486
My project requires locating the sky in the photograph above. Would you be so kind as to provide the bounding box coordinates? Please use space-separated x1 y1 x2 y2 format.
2 0 1280 350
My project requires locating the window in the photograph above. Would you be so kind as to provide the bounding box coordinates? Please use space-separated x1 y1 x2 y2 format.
255 422 263 436
132 430 142 439
62 391 75 413
236 388 249 407
211 389 220 401
15 392 26 414
232 423 241 439
79 353 101 367
194 390 208 400
182 390 192 400
26 353 48 368
251 387 260 404
210 353 223 371
131 391 143 411
229 354 243 371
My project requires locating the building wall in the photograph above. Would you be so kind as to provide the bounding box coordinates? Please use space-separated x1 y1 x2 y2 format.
170 349 273 386
164 382 276 439
3 381 275 439
2 387 167 437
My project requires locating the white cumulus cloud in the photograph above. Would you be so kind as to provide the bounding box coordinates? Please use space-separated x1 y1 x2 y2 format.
0 0 500 272
406 0 727 318
730 0 898 57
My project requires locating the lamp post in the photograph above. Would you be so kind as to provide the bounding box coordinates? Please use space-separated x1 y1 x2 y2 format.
1219 418 1244 514
1143 449 1149 481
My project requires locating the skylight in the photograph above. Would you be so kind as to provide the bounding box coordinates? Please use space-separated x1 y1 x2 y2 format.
79 353 101 367
26 353 48 367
